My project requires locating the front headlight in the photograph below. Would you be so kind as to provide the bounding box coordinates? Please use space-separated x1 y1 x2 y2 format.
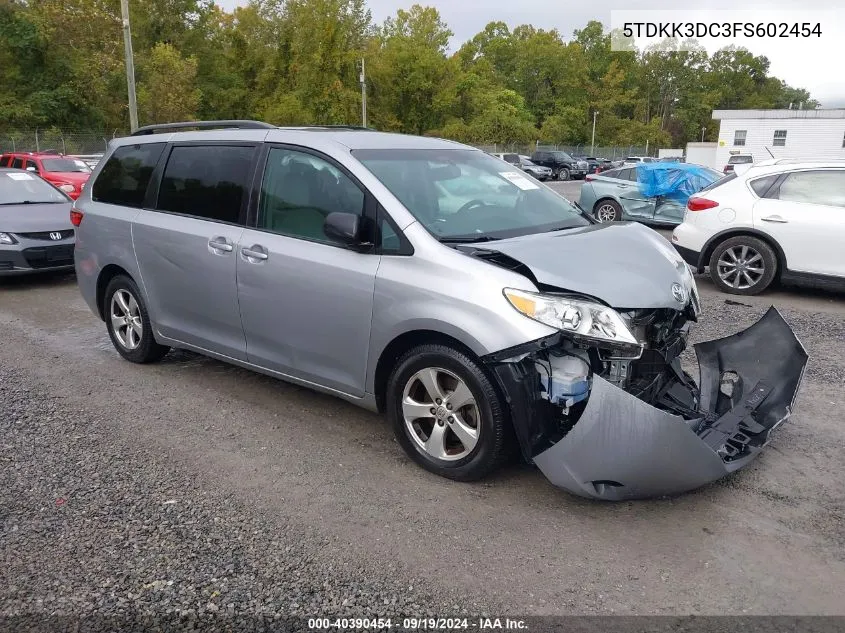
0 232 17 245
504 288 641 347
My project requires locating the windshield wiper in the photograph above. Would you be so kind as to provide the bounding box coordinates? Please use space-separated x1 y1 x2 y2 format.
439 235 498 244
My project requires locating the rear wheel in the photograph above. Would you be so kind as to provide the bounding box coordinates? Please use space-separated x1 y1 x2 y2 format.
104 275 170 363
386 344 511 482
708 236 777 295
594 199 622 223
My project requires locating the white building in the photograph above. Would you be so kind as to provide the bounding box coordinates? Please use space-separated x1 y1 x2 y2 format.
712 108 845 170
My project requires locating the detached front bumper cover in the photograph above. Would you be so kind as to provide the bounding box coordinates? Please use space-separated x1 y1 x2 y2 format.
489 307 808 501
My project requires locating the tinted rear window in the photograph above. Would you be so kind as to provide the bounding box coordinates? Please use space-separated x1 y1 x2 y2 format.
156 145 255 224
749 174 779 197
11 157 23 169
729 156 753 164
93 143 166 208
700 172 736 192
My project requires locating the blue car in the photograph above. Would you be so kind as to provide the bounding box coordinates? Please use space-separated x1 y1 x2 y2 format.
580 162 722 226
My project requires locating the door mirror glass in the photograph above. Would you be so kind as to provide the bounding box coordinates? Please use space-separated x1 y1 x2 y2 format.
26 166 37 172
324 212 360 245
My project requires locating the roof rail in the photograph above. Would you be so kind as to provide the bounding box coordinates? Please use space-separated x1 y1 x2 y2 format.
280 125 374 131
131 120 276 136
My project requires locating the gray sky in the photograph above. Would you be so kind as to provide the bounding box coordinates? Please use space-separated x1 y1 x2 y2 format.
215 0 844 106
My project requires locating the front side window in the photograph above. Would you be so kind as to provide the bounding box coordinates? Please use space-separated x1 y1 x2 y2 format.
41 158 90 173
749 175 778 197
93 143 166 208
773 130 787 147
258 148 365 244
734 130 747 146
25 160 38 171
769 170 845 208
354 148 589 241
157 145 254 223
0 171 69 205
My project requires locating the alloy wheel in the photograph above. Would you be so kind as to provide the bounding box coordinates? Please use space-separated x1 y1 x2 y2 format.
595 203 617 222
401 367 481 461
716 245 765 290
110 289 143 350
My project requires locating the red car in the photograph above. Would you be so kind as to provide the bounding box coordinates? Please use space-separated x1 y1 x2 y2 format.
0 152 92 200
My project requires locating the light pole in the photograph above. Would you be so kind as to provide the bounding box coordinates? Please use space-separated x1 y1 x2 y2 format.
590 110 599 156
120 0 138 132
360 58 367 128
701 126 706 142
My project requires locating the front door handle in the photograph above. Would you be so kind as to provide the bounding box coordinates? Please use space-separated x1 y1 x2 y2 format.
761 215 788 223
241 245 268 262
208 236 234 253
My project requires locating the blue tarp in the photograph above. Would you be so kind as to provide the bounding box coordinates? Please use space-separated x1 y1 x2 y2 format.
635 162 720 206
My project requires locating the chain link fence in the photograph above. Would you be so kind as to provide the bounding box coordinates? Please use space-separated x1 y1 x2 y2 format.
0 130 127 155
472 143 652 160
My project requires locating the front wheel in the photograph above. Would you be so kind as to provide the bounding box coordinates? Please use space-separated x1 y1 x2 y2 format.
708 236 777 295
386 344 511 482
558 168 570 181
104 275 170 363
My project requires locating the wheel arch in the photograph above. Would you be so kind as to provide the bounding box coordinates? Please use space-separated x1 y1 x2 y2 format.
700 228 787 276
373 329 489 414
95 264 134 321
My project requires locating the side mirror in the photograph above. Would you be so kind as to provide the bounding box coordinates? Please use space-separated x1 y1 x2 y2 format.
323 212 361 246
26 166 37 172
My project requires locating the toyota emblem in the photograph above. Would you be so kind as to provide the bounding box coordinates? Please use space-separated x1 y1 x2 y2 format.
49 232 63 241
671 283 687 303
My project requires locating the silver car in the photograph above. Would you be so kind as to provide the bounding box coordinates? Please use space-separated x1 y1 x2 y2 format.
0 168 75 275
73 121 807 500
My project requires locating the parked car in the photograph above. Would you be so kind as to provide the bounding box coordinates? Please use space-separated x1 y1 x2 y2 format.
672 160 845 295
580 163 722 225
0 152 92 200
723 154 754 174
69 153 104 170
73 120 806 501
623 156 657 165
530 150 588 180
0 168 75 275
516 155 552 180
491 152 521 167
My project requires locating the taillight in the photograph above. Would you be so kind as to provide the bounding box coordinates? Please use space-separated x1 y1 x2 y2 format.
585 175 594 182
70 207 84 226
687 197 718 211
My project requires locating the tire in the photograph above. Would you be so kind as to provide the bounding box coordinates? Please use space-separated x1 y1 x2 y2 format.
103 275 170 363
558 167 570 181
593 199 622 223
708 236 777 296
386 344 511 482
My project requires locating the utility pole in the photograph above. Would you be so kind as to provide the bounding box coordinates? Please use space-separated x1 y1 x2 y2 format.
360 58 367 128
645 138 649 156
590 111 599 156
701 126 706 142
120 0 139 132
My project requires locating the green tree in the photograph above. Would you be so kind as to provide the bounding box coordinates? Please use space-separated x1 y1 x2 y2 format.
136 42 201 124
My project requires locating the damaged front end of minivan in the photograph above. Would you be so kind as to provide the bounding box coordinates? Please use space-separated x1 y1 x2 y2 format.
483 296 808 501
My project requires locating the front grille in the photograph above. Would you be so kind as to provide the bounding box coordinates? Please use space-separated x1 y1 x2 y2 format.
0 261 13 270
15 229 74 241
22 245 75 269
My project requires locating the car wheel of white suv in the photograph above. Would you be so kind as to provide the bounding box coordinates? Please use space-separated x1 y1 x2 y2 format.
708 236 777 296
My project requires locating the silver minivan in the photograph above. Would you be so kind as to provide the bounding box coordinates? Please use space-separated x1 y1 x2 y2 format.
73 121 807 500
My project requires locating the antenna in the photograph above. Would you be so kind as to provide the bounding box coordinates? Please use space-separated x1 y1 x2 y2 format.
765 147 775 159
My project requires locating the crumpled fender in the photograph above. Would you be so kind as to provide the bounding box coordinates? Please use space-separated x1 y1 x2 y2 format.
491 307 808 501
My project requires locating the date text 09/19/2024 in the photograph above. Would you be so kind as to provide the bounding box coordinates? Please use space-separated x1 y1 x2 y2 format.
308 617 528 630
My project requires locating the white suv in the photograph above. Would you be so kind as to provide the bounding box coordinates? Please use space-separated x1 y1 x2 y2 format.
672 160 845 295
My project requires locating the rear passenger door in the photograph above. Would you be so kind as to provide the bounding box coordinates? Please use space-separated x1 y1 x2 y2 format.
132 143 259 360
236 145 380 396
752 169 845 277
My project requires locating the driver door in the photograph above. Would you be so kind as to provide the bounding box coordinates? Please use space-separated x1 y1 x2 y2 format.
617 167 656 220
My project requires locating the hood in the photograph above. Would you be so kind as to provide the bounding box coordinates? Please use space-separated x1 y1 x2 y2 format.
474 222 694 310
1 203 73 233
44 172 90 185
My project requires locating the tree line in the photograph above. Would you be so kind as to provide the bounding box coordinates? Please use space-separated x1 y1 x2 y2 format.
0 0 816 149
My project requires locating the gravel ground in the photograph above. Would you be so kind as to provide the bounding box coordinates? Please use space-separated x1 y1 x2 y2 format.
0 365 494 630
1 247 844 626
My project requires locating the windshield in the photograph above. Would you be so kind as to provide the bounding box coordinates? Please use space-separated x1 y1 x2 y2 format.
354 149 589 241
521 158 538 166
551 152 574 161
41 158 91 173
0 171 69 204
